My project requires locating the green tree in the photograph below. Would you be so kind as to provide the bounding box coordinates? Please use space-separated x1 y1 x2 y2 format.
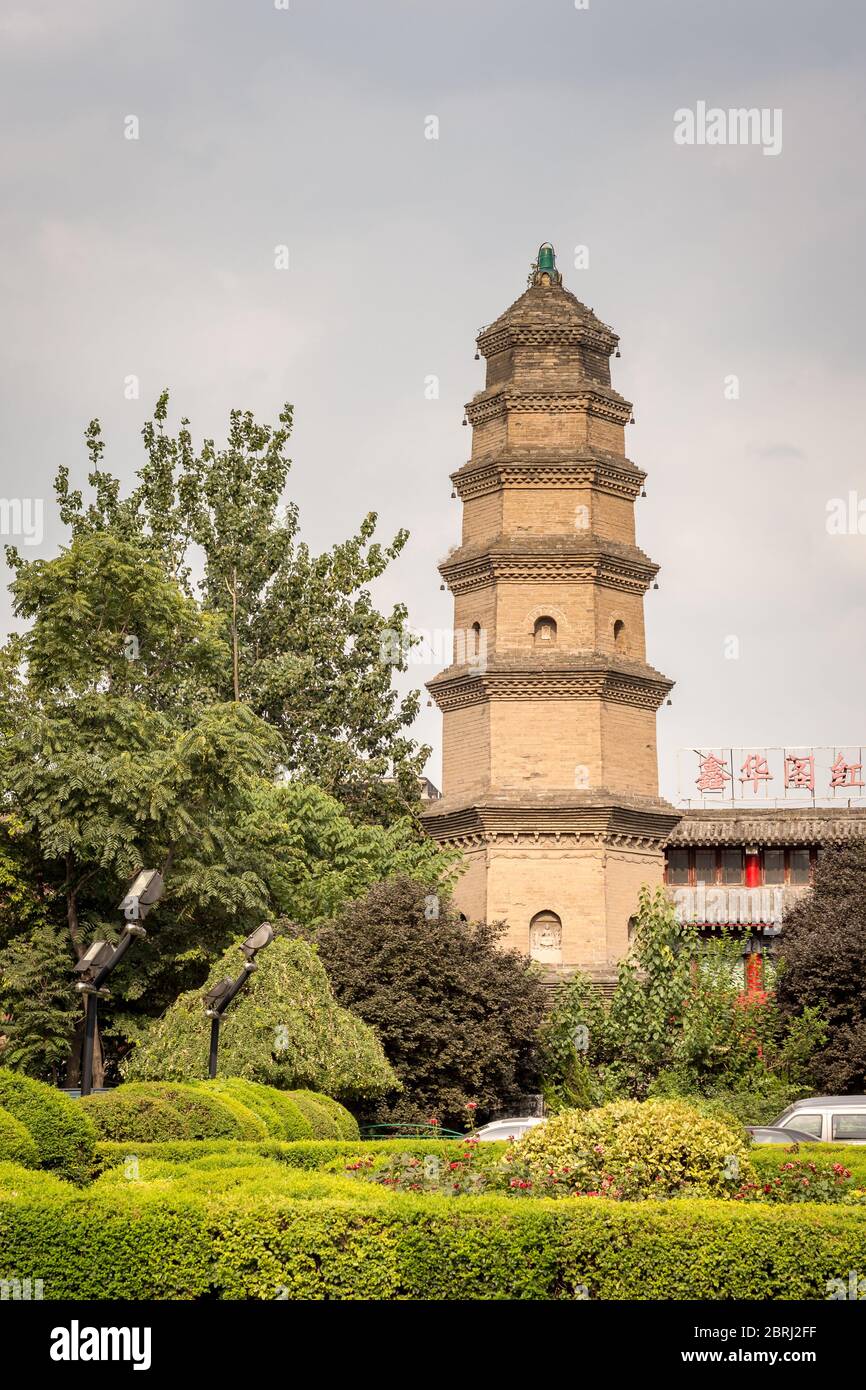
776 842 866 1092
540 886 824 1115
123 933 397 1101
241 779 454 925
0 532 282 1084
310 876 548 1129
54 392 429 821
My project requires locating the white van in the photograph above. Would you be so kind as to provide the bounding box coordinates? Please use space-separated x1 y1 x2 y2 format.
772 1096 866 1144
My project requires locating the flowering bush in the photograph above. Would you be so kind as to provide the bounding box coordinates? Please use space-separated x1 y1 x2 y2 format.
735 1158 857 1204
504 1099 754 1200
345 1137 492 1195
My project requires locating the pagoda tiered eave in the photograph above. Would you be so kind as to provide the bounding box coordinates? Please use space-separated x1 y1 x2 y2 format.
438 534 659 594
426 655 674 712
450 447 646 502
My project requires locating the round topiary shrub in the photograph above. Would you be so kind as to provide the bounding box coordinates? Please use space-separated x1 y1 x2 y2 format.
190 1081 270 1139
80 1089 182 1143
80 1083 252 1142
0 1070 97 1184
0 1105 39 1168
510 1099 754 1200
287 1090 341 1138
289 1089 360 1141
205 1079 313 1140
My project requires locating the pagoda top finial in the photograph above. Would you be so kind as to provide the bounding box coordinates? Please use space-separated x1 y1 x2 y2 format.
529 242 562 287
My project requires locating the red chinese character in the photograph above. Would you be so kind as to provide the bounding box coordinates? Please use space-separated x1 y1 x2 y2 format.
829 753 865 789
696 753 730 792
739 753 772 793
784 754 815 792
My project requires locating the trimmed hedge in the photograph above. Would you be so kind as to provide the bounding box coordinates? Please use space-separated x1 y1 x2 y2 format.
0 1071 97 1184
81 1083 252 1143
95 1137 482 1169
80 1080 358 1146
0 1108 38 1168
2 1157 866 1299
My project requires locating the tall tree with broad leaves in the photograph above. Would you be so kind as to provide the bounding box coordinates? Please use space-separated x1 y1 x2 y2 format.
0 532 283 1084
54 392 430 823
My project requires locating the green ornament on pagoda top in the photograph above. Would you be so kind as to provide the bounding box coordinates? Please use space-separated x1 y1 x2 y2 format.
530 242 562 287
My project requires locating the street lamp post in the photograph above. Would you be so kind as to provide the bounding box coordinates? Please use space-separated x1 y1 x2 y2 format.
74 869 164 1097
204 923 274 1079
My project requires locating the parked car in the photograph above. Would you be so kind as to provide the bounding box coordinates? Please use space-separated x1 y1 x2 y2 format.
745 1125 817 1145
474 1116 545 1143
768 1096 866 1144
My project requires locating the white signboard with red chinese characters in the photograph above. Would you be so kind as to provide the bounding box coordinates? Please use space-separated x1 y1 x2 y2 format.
677 747 866 806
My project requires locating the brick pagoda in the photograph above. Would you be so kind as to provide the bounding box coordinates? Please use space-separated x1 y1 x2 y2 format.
422 244 679 980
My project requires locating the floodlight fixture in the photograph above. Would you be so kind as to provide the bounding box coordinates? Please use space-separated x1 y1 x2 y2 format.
119 868 165 922
73 941 116 975
240 922 274 959
205 923 275 1077
77 868 164 1098
204 979 236 1016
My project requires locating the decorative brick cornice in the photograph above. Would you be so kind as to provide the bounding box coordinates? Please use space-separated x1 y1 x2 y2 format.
669 807 866 848
477 322 619 360
465 386 631 429
451 452 645 503
438 539 658 595
426 661 673 712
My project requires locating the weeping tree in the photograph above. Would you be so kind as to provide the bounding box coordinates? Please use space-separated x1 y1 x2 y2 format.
123 933 396 1102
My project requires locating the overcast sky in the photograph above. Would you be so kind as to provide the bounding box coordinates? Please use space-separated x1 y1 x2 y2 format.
1 0 865 803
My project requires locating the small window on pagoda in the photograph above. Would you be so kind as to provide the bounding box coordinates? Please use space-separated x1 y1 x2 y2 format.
469 622 482 657
613 619 626 651
534 616 557 646
529 910 562 964
666 848 689 885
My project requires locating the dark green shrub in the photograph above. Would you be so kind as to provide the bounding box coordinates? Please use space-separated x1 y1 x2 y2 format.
0 1070 97 1183
80 1083 250 1142
0 1107 38 1168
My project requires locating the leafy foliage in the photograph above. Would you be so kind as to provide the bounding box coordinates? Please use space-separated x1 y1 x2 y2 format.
776 842 866 1092
311 876 548 1129
540 887 824 1118
52 391 429 821
240 779 452 924
122 934 396 1101
6 1152 866 1300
